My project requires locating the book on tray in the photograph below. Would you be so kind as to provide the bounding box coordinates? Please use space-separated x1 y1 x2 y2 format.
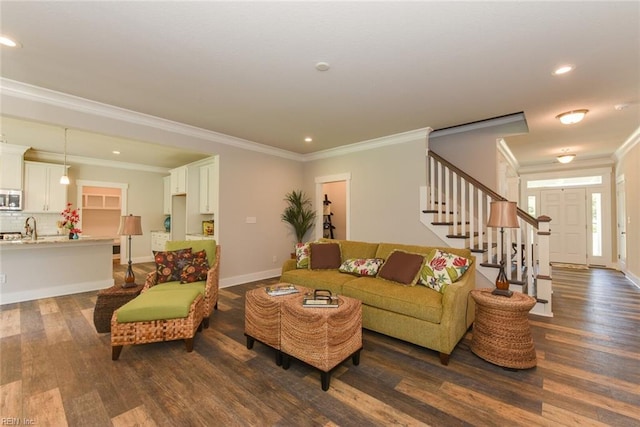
265 284 299 296
303 289 339 308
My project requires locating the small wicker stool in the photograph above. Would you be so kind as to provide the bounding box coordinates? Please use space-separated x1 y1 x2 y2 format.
280 294 362 391
470 288 537 369
244 285 312 365
93 283 144 333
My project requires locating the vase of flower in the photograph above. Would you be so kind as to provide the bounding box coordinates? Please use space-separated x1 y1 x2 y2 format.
61 203 82 240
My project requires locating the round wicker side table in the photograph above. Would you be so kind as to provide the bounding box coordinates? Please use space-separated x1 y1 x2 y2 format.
93 283 144 333
470 288 537 369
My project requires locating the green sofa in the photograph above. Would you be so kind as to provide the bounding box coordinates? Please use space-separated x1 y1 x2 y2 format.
280 239 476 365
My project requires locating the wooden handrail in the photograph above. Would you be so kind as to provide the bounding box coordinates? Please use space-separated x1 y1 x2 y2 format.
428 150 538 228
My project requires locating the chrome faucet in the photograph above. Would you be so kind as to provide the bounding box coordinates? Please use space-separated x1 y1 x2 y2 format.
25 216 38 240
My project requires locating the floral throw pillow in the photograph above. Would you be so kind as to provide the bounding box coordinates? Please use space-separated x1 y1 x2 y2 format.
181 249 210 283
295 242 311 268
153 248 193 283
339 258 385 277
419 249 472 293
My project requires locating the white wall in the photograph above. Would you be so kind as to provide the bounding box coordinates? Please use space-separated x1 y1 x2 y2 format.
616 137 640 285
303 135 445 246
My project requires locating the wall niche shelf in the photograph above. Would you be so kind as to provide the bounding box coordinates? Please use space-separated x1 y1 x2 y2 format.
83 194 121 210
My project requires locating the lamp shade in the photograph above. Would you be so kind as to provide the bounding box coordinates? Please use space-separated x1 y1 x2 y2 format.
117 215 143 236
486 201 519 229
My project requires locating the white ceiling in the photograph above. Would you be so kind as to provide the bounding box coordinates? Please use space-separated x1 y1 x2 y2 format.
1 1 639 168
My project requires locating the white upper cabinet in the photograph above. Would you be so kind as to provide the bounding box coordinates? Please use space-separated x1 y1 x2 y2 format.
0 144 29 190
24 161 67 212
199 161 218 214
163 175 171 215
170 166 187 195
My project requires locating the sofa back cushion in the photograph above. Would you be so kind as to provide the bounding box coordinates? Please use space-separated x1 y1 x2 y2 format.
320 239 379 262
375 243 472 260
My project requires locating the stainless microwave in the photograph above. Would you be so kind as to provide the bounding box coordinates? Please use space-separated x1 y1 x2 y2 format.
0 190 22 211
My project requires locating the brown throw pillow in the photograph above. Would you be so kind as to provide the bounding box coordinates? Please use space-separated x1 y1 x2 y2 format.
309 243 342 270
153 248 193 283
378 250 425 285
180 249 210 283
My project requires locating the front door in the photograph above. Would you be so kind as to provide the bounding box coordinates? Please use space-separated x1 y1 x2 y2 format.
541 188 587 264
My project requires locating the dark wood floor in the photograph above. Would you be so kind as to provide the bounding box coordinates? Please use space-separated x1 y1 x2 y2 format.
1 264 638 426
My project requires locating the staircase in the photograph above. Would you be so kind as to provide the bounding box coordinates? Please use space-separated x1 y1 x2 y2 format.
420 150 553 317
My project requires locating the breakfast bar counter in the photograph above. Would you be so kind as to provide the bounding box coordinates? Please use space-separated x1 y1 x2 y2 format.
0 236 114 305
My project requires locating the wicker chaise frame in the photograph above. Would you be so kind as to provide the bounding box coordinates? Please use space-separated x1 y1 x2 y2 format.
111 293 204 360
143 245 220 328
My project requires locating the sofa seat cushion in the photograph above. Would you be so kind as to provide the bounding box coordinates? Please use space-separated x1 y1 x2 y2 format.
280 269 354 295
342 277 443 324
146 281 206 297
116 288 201 323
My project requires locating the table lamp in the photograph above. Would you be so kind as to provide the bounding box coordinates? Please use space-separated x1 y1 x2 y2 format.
118 214 143 288
486 201 520 297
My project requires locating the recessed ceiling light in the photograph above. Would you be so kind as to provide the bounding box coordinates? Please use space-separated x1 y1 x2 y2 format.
304 137 313 143
552 65 574 75
0 36 18 47
112 150 121 155
315 62 330 72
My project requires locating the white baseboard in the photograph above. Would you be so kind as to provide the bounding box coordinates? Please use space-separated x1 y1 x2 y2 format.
220 268 281 289
624 270 640 289
1 279 114 305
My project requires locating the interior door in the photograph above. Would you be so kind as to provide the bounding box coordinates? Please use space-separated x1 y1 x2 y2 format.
541 188 587 264
617 179 627 271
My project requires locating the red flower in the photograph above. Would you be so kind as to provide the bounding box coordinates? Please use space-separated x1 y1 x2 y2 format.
453 257 468 268
430 257 447 271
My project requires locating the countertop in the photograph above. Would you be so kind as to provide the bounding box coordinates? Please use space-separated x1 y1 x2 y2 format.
0 235 115 249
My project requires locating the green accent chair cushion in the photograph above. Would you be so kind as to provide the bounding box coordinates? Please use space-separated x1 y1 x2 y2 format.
116 288 201 323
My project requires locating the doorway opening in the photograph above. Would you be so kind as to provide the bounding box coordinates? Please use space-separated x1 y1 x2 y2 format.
76 180 129 264
315 173 351 240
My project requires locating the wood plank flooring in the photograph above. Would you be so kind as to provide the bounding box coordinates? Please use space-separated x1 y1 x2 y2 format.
0 265 638 426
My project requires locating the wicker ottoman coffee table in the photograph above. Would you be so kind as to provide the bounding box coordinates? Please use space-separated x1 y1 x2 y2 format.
280 293 362 391
470 288 537 369
244 284 312 365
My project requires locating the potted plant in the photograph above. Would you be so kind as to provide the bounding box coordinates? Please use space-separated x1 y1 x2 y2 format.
281 190 316 247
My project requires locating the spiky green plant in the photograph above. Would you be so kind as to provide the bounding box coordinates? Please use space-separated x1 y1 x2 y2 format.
281 190 316 243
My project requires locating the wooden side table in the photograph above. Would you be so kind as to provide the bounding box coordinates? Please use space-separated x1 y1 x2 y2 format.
470 288 537 369
93 283 144 333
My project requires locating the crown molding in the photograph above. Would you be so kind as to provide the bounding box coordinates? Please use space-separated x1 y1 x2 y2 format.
0 78 303 162
1 78 435 164
303 127 433 162
24 151 170 174
517 156 614 175
497 138 520 171
614 125 640 162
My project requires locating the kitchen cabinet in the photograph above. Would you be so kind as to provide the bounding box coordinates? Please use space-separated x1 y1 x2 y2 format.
0 144 29 190
199 161 218 214
151 231 170 252
163 176 171 215
170 166 187 195
23 161 67 212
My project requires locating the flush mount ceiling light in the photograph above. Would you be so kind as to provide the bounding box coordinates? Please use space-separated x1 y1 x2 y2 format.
557 149 576 164
552 65 574 75
556 109 588 125
304 137 313 143
0 36 18 47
